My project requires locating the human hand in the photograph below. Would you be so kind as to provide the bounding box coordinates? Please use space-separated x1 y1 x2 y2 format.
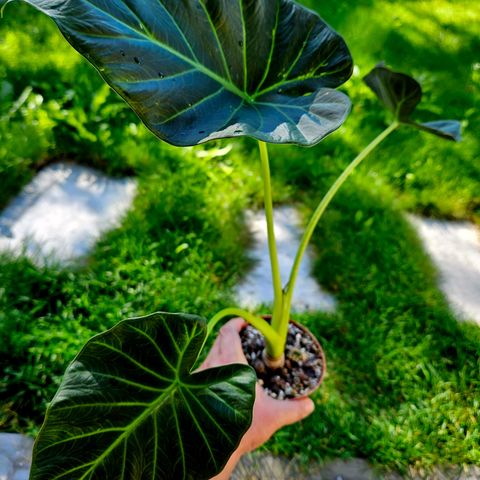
200 318 315 480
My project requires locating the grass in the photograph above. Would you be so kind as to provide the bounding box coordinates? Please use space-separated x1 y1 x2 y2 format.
0 0 479 474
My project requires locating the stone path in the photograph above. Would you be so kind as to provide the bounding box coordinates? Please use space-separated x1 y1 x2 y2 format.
409 215 480 325
0 434 33 480
0 162 136 266
235 207 337 313
1 170 479 479
234 453 480 480
233 454 380 480
231 453 480 480
0 436 478 480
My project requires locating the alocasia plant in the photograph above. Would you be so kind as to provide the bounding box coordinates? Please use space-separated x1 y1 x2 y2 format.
1 0 461 478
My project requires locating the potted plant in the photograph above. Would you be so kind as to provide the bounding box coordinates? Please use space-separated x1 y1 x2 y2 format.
1 0 461 478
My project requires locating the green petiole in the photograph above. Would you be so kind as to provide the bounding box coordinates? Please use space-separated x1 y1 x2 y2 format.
210 122 399 363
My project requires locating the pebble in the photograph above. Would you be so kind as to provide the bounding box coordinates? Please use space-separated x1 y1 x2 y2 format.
241 323 323 399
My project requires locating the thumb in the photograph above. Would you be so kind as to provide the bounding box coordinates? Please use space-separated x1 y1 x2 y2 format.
273 397 315 427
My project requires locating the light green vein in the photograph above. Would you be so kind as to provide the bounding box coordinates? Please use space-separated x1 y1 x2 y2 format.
116 68 196 85
176 324 198 373
312 44 340 75
250 102 265 134
178 389 218 471
183 388 232 444
53 402 150 413
204 388 249 422
144 1 199 62
268 104 307 143
239 0 248 92
90 370 171 390
38 428 125 455
94 341 170 383
257 101 310 111
120 438 127 480
126 323 177 372
281 24 315 80
254 0 280 95
215 99 245 133
163 319 182 355
158 87 224 125
104 0 199 64
152 414 158 480
75 386 174 480
197 1 233 83
67 0 246 100
254 70 341 99
51 461 96 480
171 400 187 480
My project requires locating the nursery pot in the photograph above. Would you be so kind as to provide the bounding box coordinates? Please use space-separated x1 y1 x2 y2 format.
240 316 326 399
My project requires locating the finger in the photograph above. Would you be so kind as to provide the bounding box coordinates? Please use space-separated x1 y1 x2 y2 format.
269 397 315 427
214 319 248 361
200 318 248 370
220 317 247 334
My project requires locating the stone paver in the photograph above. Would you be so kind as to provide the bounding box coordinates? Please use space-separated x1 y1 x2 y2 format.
235 207 337 313
0 162 136 266
233 454 384 480
0 434 33 480
409 215 480 325
0 441 477 480
234 453 480 480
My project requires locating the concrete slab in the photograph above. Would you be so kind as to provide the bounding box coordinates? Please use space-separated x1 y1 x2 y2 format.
233 454 384 480
234 453 480 480
0 435 476 479
235 206 337 313
0 163 137 266
409 215 480 325
0 434 33 480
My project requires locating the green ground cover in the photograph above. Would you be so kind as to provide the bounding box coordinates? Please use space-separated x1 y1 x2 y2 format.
0 0 479 473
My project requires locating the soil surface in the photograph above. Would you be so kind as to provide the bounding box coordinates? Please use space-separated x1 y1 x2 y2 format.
240 322 324 399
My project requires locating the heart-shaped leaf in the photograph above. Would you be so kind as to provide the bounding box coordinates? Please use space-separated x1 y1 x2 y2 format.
363 64 421 121
30 312 256 480
364 64 462 141
1 0 353 146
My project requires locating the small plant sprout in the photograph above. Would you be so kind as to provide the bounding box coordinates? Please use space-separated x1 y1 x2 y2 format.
1 0 462 478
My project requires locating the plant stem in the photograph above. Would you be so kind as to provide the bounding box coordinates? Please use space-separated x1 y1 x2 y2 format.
279 122 399 341
207 308 281 345
258 141 284 339
210 124 398 363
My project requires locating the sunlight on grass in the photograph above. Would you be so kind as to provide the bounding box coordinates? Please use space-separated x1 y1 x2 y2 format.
393 1 480 55
0 15 79 74
0 0 479 471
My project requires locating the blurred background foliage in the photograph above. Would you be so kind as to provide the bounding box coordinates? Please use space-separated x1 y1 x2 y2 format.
0 0 479 472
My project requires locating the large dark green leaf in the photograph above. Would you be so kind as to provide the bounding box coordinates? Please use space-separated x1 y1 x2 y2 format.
1 0 352 147
364 64 462 141
30 312 256 480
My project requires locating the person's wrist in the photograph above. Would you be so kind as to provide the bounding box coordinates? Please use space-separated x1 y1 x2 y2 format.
210 445 245 480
